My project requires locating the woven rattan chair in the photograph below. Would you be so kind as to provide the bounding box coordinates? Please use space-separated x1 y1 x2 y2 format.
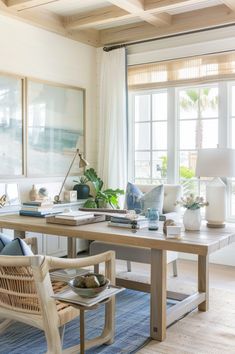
0 250 115 354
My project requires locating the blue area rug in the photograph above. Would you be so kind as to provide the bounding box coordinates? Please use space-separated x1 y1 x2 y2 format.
0 289 175 354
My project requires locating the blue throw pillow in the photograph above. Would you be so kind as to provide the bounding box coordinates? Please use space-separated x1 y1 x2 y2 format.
0 237 34 256
140 185 164 215
0 233 12 252
126 182 143 214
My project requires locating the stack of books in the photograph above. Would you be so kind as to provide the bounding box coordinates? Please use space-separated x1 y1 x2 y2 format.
19 201 58 217
108 215 148 229
50 268 90 282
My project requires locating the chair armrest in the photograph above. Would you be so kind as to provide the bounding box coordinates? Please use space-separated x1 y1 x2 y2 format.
47 251 116 284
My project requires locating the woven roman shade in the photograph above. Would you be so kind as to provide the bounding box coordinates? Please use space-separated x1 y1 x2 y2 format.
128 51 235 90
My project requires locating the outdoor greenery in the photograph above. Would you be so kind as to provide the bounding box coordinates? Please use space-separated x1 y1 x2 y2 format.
159 156 195 179
83 168 124 209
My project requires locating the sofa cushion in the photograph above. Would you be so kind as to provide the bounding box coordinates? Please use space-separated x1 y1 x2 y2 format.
135 184 181 214
140 184 164 214
0 236 34 256
125 182 143 214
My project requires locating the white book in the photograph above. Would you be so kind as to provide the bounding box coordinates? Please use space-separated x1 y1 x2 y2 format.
51 285 124 307
55 211 94 220
50 268 90 282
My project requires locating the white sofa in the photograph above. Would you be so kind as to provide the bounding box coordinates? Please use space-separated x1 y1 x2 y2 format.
90 184 181 276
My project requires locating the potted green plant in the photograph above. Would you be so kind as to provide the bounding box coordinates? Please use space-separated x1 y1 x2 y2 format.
82 168 124 209
73 176 90 199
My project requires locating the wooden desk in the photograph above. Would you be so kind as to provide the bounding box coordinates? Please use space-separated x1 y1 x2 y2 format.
0 214 234 342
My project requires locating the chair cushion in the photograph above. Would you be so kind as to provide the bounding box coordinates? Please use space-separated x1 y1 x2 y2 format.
140 184 164 214
125 182 143 214
0 237 34 256
0 233 12 252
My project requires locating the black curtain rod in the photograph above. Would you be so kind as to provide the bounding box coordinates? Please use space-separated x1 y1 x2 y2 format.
103 23 235 52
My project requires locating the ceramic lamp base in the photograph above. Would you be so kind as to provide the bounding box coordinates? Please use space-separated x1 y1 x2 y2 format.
205 177 227 227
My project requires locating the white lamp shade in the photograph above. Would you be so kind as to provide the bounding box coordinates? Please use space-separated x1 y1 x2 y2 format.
195 148 235 177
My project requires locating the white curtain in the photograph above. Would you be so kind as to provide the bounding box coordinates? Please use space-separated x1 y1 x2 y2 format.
97 47 127 190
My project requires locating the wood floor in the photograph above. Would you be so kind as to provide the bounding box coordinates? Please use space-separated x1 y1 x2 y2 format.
117 259 235 354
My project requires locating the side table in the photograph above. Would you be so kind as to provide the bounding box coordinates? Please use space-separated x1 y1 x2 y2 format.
52 285 124 354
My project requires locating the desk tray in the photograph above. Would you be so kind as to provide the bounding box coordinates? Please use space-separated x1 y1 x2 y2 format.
46 214 105 226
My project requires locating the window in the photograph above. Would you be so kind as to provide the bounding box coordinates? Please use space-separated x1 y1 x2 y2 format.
178 85 219 195
128 51 235 220
131 90 168 184
129 82 235 220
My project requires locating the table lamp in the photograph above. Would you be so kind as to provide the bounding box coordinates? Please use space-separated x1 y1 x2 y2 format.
54 149 89 203
195 148 235 228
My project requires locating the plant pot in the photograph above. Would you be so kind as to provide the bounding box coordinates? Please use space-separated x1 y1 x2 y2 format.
73 184 90 199
96 199 107 208
183 208 201 231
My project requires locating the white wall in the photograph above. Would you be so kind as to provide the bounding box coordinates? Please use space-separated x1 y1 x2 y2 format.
128 27 235 267
0 15 97 200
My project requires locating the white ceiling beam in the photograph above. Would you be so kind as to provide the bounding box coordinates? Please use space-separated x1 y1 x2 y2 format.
6 0 60 11
100 4 235 45
108 0 144 13
221 0 235 12
142 12 171 26
0 0 7 7
65 6 129 30
145 0 211 12
0 3 100 46
108 0 171 27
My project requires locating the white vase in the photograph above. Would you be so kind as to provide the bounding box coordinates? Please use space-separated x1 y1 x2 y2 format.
183 208 201 231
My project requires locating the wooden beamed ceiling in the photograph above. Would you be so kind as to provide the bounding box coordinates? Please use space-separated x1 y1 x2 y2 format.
0 0 235 47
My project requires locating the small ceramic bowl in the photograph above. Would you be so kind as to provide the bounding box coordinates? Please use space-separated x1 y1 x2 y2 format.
68 274 110 298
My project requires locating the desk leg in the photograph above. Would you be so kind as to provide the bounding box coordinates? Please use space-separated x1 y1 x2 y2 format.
14 230 25 239
67 238 77 258
198 255 209 311
150 249 167 341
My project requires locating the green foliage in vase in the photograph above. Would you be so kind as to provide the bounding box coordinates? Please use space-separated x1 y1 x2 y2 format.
175 194 209 210
83 168 124 209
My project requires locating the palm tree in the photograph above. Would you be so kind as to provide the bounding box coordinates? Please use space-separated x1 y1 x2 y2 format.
180 87 218 195
180 87 218 149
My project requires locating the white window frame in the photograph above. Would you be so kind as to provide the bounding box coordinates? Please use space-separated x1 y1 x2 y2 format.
128 89 168 184
128 81 235 221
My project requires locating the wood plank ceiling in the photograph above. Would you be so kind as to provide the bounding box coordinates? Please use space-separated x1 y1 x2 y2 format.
0 0 235 47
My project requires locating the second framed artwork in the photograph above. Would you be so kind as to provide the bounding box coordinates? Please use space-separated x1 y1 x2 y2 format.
27 79 85 177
